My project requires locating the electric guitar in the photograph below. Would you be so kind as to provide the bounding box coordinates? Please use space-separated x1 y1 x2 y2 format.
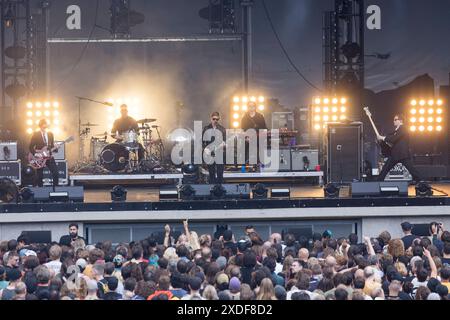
363 107 392 157
28 136 74 169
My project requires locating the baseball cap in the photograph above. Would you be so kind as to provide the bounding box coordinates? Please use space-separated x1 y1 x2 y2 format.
216 273 229 285
76 258 87 270
401 222 412 231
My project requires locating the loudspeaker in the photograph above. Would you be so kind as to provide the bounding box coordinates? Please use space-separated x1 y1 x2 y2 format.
0 142 18 161
179 184 251 200
351 181 408 197
0 160 21 185
29 186 84 203
411 224 431 237
20 231 52 243
291 149 319 171
327 123 363 183
43 160 68 186
415 165 447 179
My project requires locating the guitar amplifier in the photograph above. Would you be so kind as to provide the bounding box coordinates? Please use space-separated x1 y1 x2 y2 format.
0 160 21 185
0 142 18 161
52 141 66 160
43 160 68 186
291 149 319 171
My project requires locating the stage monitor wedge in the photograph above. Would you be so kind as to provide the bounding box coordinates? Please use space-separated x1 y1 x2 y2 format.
351 181 408 197
28 186 84 203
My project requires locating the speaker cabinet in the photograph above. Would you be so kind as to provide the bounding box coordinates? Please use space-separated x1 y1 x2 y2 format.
327 123 363 183
351 181 408 197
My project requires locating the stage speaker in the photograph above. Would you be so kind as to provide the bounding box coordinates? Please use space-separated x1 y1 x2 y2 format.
179 184 251 200
291 149 319 171
159 187 179 200
20 231 51 243
327 123 363 183
29 186 84 203
415 165 447 180
351 181 408 197
411 224 431 237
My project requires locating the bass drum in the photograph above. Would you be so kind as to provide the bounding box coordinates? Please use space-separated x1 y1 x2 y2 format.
100 143 129 172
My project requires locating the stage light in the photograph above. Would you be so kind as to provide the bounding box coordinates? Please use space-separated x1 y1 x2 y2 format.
332 115 338 121
428 100 434 106
427 126 433 131
26 119 33 126
314 124 321 130
340 115 346 120
211 184 227 199
410 100 417 106
54 119 60 125
323 107 329 113
340 107 346 113
242 105 248 111
233 113 239 119
26 102 33 108
315 107 321 113
312 96 347 130
111 185 127 202
323 115 329 121
427 117 434 123
419 117 425 123
410 126 416 132
233 96 239 103
324 183 340 198
258 105 264 111
250 96 256 102
44 110 50 117
437 108 443 114
26 128 33 134
233 105 239 111
332 107 338 113
436 126 442 131
179 184 195 200
415 182 433 197
410 109 416 114
332 98 338 104
36 111 42 117
323 98 329 104
242 96 248 103
233 121 239 128
53 110 59 116
252 183 268 199
436 99 443 106
36 102 42 108
53 102 59 108
230 94 265 128
419 126 425 131
314 98 321 104
53 127 60 135
258 96 265 103
419 100 426 106
44 102 50 108
27 111 32 117
340 98 347 104
436 117 442 123
428 108 434 114
410 117 416 123
419 109 425 114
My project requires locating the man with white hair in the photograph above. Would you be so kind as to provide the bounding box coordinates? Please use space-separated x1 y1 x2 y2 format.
85 279 99 300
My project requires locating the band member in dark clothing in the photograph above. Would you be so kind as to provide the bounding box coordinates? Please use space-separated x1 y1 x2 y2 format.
203 112 227 184
111 104 139 139
29 119 59 188
111 104 144 160
241 101 268 165
377 114 421 182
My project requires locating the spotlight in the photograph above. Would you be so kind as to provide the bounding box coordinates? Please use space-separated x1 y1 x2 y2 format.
415 182 433 197
111 185 127 202
252 183 268 199
324 183 340 198
182 164 199 184
20 187 35 203
179 184 195 200
211 184 226 199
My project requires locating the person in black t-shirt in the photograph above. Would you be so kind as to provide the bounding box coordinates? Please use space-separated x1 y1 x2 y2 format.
111 104 139 139
400 222 418 250
241 101 267 166
59 223 86 247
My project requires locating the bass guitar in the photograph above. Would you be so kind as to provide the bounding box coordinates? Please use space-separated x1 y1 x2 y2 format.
28 136 74 169
363 107 392 157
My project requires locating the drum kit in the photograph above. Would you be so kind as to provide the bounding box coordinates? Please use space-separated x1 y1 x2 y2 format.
72 119 164 174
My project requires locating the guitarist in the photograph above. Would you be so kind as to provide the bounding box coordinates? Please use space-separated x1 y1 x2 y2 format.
203 112 226 184
29 119 59 188
376 114 421 182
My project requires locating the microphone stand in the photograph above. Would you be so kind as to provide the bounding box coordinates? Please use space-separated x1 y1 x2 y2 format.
74 96 113 171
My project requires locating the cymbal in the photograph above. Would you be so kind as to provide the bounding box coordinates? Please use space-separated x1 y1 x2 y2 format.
81 122 100 127
93 132 108 137
137 118 156 124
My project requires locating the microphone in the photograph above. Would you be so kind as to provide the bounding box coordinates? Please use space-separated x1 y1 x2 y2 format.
103 102 114 106
152 125 159 128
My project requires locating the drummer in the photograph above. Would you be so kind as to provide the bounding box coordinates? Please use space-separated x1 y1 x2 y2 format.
111 104 139 140
111 104 144 160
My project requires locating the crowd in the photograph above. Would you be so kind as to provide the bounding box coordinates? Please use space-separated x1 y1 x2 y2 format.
0 220 449 300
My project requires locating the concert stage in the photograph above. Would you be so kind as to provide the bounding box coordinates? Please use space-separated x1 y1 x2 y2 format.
1 182 450 245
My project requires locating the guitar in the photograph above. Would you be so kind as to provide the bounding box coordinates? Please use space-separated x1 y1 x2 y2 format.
363 107 392 157
28 136 74 169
